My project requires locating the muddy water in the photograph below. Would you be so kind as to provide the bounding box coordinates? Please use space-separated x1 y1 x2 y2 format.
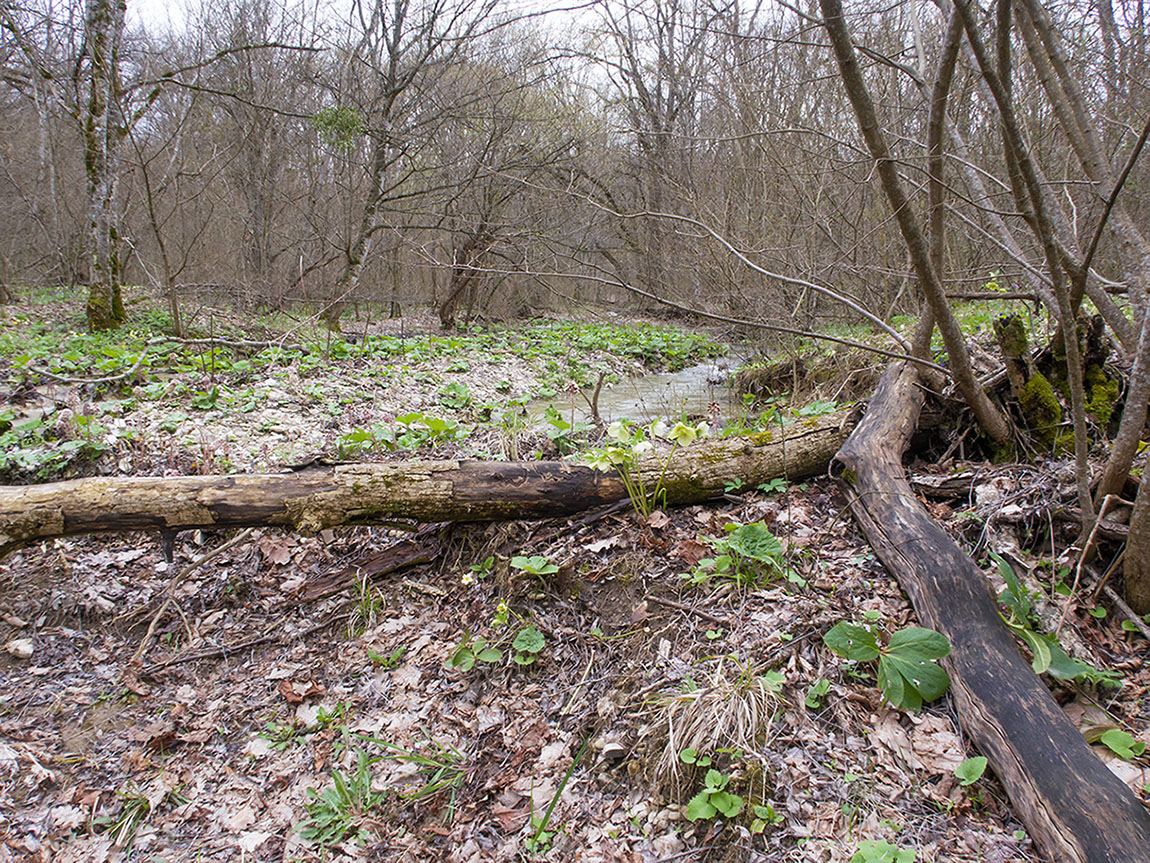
532 353 749 425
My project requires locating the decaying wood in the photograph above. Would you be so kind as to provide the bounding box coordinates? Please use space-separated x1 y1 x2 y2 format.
0 411 854 556
834 362 1150 863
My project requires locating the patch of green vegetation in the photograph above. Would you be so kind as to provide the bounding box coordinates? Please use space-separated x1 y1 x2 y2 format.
0 406 135 483
1018 373 1062 448
1084 365 1120 425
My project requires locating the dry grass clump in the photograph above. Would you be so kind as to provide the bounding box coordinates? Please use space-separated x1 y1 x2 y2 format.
649 657 781 793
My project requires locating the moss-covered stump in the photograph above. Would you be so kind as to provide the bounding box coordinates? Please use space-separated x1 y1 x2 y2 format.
1019 373 1063 449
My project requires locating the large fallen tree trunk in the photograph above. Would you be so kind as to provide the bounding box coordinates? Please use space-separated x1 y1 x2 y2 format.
0 411 853 556
834 362 1150 863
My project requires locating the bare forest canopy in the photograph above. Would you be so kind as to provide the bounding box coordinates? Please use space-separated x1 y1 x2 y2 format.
0 0 1142 336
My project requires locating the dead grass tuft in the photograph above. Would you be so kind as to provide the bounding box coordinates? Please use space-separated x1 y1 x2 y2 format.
649 657 781 793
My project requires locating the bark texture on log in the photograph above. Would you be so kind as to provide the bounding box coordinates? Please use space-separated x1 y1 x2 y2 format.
834 363 1150 863
0 412 853 555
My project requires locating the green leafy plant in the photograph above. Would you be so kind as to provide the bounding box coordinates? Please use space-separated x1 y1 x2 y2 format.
437 381 472 410
92 782 188 850
511 626 546 666
1097 728 1147 760
582 418 707 519
367 646 406 669
955 756 988 786
757 477 789 494
851 839 916 863
683 521 795 588
993 554 1121 687
299 749 385 849
368 734 470 825
259 720 303 751
684 767 744 821
679 748 712 768
464 555 494 584
510 555 559 577
543 405 593 454
823 621 951 712
349 573 384 637
805 678 831 709
446 633 503 671
750 802 785 834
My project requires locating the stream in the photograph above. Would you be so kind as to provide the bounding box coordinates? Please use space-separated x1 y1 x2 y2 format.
530 352 750 426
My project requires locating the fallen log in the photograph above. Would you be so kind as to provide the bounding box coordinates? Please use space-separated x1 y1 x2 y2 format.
0 411 854 556
834 362 1150 863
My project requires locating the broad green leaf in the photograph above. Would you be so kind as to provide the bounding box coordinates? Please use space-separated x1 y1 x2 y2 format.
955 756 987 786
512 626 545 654
685 791 717 821
726 522 784 564
1101 728 1146 759
759 670 786 693
877 655 918 711
1015 627 1053 675
709 790 744 817
448 647 476 671
476 648 503 663
851 839 916 863
886 627 951 660
881 651 950 703
703 768 728 792
824 622 880 661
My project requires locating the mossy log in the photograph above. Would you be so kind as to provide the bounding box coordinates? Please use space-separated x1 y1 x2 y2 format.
834 362 1150 863
0 412 854 556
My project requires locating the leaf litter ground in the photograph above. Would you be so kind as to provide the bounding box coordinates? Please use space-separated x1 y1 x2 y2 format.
1 311 1148 863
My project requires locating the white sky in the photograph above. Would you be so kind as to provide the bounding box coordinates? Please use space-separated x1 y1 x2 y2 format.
128 0 188 36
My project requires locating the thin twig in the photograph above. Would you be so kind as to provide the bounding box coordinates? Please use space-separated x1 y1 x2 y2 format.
142 608 354 674
643 594 729 627
129 528 255 665
30 344 151 385
1058 495 1116 635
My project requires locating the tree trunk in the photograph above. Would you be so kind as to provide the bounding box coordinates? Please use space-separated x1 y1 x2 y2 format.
834 363 1150 863
818 0 1011 445
0 413 853 556
83 0 127 332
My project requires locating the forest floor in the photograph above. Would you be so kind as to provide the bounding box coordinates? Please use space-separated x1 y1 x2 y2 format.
1 290 1148 863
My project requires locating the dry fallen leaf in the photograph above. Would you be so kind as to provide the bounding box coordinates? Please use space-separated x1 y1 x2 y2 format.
278 679 325 703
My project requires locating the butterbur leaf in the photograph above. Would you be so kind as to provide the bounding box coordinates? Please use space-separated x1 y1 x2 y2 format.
476 648 503 663
512 626 545 654
709 790 744 818
1101 728 1146 760
685 791 717 821
703 769 728 792
955 756 987 786
824 622 880 661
